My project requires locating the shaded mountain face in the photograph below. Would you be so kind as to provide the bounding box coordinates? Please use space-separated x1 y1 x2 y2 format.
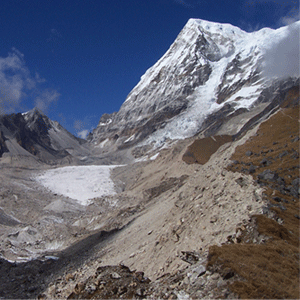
0 108 91 164
88 19 299 152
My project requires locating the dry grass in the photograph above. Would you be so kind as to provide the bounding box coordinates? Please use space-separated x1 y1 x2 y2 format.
207 92 299 298
182 135 232 164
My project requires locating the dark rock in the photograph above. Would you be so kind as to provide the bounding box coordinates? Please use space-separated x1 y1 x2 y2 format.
241 167 248 173
0 109 85 162
291 136 299 142
294 215 300 220
248 165 256 174
276 177 286 186
245 151 253 157
278 150 289 159
292 178 300 189
290 151 299 159
180 251 200 264
273 197 289 203
260 158 272 166
262 206 270 214
235 177 248 187
258 170 279 181
220 268 235 280
270 203 287 211
28 286 38 293
279 186 291 196
286 184 300 198
0 131 9 157
273 197 282 202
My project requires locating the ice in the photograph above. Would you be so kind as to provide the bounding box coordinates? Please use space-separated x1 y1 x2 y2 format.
34 165 120 205
143 55 231 146
225 85 263 109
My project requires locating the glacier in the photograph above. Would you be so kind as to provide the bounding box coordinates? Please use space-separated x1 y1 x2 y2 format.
34 165 120 205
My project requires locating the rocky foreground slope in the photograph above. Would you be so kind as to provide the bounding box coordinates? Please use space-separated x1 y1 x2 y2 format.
21 89 300 299
35 87 298 299
0 89 294 299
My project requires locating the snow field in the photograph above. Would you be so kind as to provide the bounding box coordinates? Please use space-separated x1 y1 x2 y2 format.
34 165 120 205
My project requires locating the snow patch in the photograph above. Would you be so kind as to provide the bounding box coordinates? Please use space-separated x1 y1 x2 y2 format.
97 138 110 148
124 134 135 143
99 119 112 126
150 153 160 160
34 165 120 205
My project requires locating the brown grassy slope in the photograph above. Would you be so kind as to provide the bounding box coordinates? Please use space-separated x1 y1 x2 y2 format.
182 135 232 164
208 89 299 299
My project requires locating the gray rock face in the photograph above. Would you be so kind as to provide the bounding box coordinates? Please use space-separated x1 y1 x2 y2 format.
0 108 91 164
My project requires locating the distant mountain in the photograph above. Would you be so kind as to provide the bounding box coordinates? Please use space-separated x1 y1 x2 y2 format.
0 108 92 164
88 19 299 154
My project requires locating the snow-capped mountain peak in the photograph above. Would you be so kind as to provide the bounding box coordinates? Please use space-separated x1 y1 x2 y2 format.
89 18 299 152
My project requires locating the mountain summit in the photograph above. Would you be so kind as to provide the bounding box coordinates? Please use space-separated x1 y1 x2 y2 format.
88 19 299 154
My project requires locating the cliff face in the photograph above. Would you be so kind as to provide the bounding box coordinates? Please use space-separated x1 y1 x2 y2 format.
88 19 299 153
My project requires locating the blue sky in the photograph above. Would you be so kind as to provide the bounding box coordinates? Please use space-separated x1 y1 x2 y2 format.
0 0 299 138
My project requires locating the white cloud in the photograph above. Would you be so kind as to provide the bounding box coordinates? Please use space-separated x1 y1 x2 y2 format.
263 22 300 79
74 119 91 139
0 48 60 115
240 21 265 32
0 49 30 114
279 7 300 26
77 129 89 139
34 89 60 113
